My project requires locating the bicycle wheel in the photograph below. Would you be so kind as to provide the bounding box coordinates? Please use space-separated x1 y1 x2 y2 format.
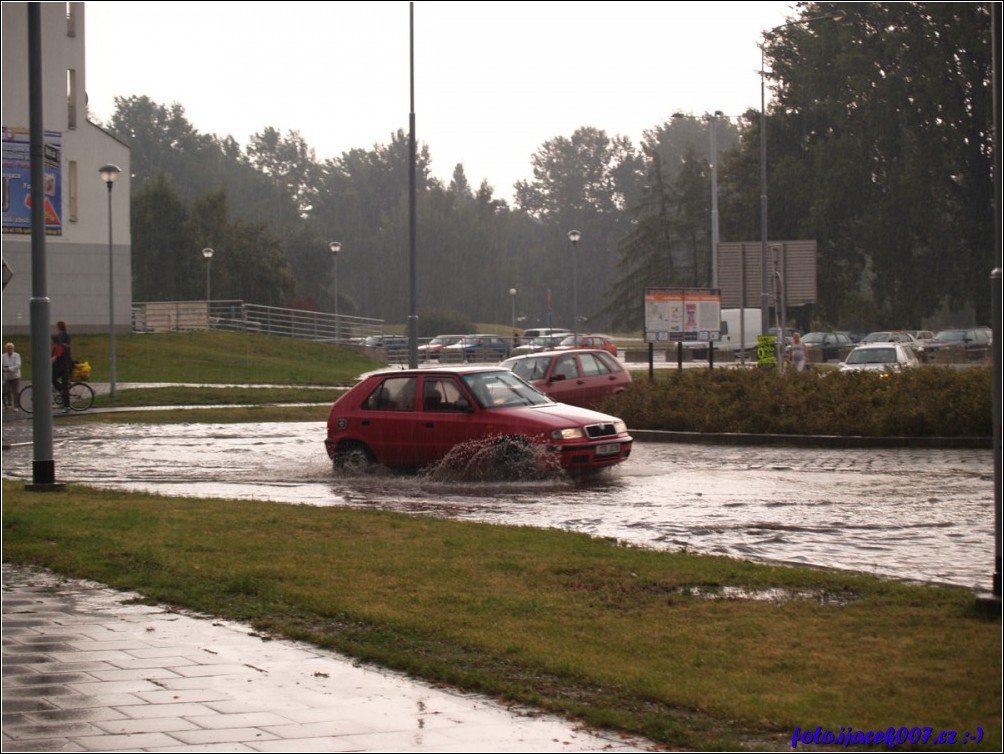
68 382 95 411
16 384 34 414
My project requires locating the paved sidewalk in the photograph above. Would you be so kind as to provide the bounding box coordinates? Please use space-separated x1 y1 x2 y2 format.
2 564 654 752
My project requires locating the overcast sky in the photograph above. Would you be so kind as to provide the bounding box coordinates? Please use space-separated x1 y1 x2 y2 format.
84 1 796 200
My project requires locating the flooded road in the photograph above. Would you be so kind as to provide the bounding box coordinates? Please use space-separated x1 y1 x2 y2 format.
2 419 995 590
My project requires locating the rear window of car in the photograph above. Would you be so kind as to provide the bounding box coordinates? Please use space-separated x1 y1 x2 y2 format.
362 376 416 411
581 352 619 376
509 356 551 381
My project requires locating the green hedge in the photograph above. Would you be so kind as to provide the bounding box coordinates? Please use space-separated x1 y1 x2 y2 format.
604 367 992 437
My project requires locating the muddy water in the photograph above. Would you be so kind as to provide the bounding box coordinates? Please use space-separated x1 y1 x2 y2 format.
1 420 994 589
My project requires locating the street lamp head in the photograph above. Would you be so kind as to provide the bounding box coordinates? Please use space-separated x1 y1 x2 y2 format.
98 163 121 187
509 288 517 296
329 241 342 255
202 248 214 261
567 230 581 245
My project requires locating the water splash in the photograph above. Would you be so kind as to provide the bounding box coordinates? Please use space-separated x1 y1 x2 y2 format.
420 434 563 482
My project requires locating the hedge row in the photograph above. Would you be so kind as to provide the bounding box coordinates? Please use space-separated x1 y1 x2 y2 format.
604 366 993 437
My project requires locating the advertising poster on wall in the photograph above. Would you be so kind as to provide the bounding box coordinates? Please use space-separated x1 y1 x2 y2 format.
2 127 62 236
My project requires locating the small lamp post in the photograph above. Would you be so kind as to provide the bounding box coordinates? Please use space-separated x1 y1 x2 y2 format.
509 287 517 348
202 247 214 304
99 163 121 398
567 230 581 339
329 241 342 342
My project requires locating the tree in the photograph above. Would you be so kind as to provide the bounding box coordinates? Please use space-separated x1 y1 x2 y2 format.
130 174 198 302
188 190 295 307
760 2 995 325
513 127 643 329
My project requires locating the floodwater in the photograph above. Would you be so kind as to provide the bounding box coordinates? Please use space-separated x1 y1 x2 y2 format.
1 419 995 590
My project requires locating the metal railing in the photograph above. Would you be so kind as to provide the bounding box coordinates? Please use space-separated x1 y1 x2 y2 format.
132 301 384 344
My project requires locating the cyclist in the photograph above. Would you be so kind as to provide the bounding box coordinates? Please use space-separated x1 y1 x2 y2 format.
51 334 72 411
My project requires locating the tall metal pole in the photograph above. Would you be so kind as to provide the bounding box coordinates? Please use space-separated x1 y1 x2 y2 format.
710 112 721 289
27 3 57 487
407 2 418 368
760 11 845 340
100 164 120 399
759 43 769 338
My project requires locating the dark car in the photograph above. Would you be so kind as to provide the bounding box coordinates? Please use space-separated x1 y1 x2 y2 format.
363 335 409 359
324 366 632 473
923 327 991 362
501 349 632 409
801 331 855 362
441 334 511 363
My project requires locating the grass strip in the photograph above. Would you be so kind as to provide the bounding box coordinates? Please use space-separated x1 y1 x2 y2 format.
3 481 999 751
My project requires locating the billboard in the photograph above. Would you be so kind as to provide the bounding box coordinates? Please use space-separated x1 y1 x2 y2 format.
2 127 62 236
644 288 721 344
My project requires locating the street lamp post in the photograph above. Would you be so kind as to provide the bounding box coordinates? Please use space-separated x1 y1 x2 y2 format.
99 164 120 399
672 111 722 288
329 241 342 342
202 247 214 306
760 11 845 339
509 287 517 348
567 230 581 339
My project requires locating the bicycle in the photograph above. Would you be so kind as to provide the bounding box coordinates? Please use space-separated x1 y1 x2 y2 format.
17 380 94 414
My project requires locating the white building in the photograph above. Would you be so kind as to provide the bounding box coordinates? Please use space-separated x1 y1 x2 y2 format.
2 1 131 334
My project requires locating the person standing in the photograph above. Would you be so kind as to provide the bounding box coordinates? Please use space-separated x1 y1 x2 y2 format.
3 342 22 411
787 332 810 372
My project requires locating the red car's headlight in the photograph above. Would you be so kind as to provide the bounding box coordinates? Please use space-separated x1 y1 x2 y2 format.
551 427 585 441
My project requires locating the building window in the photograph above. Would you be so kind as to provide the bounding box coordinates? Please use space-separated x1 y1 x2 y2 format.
67 69 77 129
68 160 78 222
66 3 77 37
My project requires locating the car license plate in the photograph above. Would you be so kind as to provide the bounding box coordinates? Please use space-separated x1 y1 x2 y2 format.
595 443 620 457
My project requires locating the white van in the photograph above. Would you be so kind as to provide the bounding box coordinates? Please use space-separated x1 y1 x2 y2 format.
718 308 762 356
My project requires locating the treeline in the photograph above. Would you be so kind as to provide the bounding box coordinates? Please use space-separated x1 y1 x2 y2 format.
109 2 996 334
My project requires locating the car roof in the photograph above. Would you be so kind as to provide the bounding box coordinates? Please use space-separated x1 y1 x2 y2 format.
361 365 512 378
504 348 613 361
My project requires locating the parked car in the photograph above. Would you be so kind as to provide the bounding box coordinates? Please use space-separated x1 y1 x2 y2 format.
324 366 633 472
512 333 570 355
923 327 991 362
520 327 572 345
839 343 920 373
801 331 855 362
769 326 796 345
500 349 632 409
860 330 922 348
363 335 409 358
441 334 511 362
417 334 465 361
554 334 618 356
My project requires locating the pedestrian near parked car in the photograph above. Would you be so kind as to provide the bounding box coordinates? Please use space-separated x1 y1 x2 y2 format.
786 332 810 372
51 334 72 411
3 342 22 410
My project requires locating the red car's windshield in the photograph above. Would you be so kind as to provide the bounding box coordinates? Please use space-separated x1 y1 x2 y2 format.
461 371 553 408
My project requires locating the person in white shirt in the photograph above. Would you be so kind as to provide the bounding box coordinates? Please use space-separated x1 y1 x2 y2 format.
3 342 22 410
